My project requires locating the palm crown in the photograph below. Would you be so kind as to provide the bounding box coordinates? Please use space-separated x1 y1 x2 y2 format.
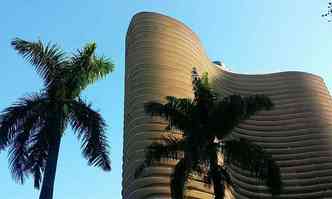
136 69 282 199
0 38 113 199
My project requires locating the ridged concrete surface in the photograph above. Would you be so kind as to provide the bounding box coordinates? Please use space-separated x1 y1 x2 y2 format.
123 12 332 199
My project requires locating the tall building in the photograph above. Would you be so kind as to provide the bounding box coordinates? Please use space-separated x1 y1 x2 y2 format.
123 12 332 199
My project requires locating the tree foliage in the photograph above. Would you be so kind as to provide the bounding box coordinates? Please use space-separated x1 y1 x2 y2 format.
0 38 113 198
136 68 282 199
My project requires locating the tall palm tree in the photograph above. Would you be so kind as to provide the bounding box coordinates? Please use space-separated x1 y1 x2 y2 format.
136 69 282 199
0 38 113 199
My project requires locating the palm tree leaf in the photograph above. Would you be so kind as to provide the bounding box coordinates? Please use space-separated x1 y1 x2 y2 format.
135 136 184 178
0 93 48 150
68 98 111 171
31 165 42 189
11 38 67 85
8 132 29 184
171 158 188 199
144 97 193 132
28 143 48 189
25 122 51 189
69 43 114 94
211 94 273 139
191 69 216 105
87 56 114 84
7 110 46 185
224 138 282 195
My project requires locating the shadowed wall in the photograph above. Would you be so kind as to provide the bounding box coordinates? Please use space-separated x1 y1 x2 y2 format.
123 12 332 199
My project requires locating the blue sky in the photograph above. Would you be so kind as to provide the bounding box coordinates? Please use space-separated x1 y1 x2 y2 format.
1 1 331 199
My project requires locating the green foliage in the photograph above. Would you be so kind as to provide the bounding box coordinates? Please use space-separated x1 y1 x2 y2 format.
0 38 113 192
11 38 67 87
136 68 282 199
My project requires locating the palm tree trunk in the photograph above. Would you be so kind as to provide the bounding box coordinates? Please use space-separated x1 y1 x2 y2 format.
39 134 61 199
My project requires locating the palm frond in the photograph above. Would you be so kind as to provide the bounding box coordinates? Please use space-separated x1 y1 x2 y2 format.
191 69 216 105
69 43 114 94
8 132 29 184
135 136 184 178
224 138 282 195
243 94 274 115
11 38 67 85
7 110 45 185
144 97 193 131
0 93 48 150
31 164 43 189
28 146 47 189
86 56 114 85
71 42 96 68
171 158 188 199
69 98 111 171
25 123 50 189
212 94 273 139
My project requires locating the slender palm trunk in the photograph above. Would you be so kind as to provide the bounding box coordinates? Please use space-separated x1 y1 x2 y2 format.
210 150 224 199
39 134 61 199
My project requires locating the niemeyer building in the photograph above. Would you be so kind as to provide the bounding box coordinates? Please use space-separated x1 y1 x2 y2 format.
123 12 332 199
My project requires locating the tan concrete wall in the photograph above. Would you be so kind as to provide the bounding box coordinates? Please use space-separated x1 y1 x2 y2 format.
123 12 332 199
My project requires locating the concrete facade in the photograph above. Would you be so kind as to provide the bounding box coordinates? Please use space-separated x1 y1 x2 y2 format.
123 12 332 199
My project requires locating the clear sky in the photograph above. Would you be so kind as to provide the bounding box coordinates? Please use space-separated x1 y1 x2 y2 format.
1 1 332 199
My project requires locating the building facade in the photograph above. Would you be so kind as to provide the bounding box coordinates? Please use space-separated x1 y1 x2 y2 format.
123 12 332 199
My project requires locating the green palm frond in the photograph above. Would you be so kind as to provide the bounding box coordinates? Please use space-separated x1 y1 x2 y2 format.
191 69 216 105
74 42 97 65
11 38 67 85
86 56 114 85
69 42 114 94
69 98 111 171
211 94 273 139
0 93 48 150
135 136 184 178
224 138 282 195
171 158 188 199
144 97 193 131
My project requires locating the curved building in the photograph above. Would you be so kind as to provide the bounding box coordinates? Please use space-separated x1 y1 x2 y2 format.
123 12 332 199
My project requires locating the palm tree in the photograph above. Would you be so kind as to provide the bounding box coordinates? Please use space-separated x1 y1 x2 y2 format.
136 69 282 199
0 38 113 199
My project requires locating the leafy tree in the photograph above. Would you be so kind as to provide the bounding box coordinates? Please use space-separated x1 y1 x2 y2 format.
136 69 282 199
0 38 113 199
